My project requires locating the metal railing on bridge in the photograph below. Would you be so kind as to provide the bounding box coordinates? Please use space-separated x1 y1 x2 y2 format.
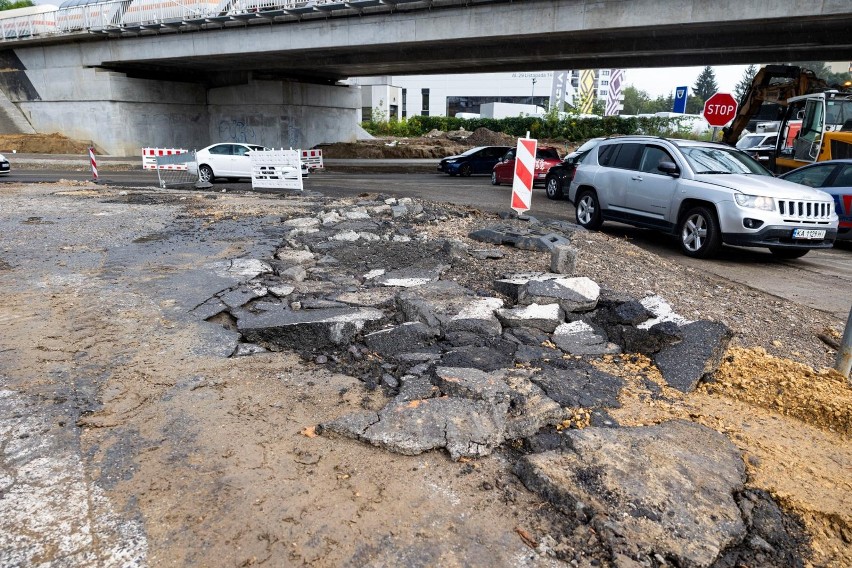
0 0 434 40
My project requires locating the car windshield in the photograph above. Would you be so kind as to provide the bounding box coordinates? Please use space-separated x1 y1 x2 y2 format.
681 146 770 175
459 146 486 156
735 135 767 149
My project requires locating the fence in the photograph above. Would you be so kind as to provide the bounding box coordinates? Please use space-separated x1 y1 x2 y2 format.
153 151 199 188
251 148 303 191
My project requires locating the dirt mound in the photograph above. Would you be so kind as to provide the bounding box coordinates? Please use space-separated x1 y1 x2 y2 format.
464 127 516 147
0 133 94 154
706 347 852 437
320 138 468 159
321 127 528 159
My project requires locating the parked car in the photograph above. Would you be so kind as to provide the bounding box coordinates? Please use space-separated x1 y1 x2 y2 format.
193 143 308 182
491 146 561 187
779 159 852 241
735 132 779 164
0 153 9 175
735 132 778 151
568 136 838 259
543 138 603 200
438 145 510 176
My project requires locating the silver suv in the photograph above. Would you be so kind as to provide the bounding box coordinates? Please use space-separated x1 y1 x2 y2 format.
568 137 839 258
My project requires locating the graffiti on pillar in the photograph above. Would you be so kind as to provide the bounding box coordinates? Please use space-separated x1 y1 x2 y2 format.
218 119 256 143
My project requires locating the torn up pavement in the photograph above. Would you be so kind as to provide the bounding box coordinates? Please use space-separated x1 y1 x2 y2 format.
196 195 809 567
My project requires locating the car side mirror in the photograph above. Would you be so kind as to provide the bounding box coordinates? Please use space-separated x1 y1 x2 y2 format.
658 161 680 177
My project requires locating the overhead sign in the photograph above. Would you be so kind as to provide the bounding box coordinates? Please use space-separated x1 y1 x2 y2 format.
702 92 738 127
673 86 688 114
510 137 537 215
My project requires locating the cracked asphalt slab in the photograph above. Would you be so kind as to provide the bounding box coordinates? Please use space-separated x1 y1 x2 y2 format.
1 182 849 567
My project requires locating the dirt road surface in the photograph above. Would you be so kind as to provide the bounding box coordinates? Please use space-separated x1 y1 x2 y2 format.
1 182 850 567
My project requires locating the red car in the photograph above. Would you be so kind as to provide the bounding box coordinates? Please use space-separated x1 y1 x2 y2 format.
491 146 562 187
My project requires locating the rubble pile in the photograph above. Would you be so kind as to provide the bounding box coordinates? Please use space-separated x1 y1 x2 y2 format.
196 194 805 567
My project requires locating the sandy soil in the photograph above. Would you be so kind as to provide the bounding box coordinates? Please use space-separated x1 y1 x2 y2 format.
0 133 94 154
0 183 849 567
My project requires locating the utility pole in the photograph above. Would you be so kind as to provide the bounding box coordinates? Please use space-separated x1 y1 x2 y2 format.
531 78 537 106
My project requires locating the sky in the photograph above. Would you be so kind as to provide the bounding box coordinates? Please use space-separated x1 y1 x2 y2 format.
625 65 751 99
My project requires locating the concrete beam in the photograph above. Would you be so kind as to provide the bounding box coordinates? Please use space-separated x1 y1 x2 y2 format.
66 0 852 80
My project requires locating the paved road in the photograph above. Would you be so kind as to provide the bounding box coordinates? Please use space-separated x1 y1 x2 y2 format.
3 167 851 320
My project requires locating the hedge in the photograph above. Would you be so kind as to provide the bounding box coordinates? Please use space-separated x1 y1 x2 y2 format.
361 114 703 141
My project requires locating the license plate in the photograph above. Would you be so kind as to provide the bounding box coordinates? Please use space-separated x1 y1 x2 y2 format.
792 228 825 239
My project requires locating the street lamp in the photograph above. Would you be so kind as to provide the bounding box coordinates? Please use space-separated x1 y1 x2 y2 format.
531 78 537 105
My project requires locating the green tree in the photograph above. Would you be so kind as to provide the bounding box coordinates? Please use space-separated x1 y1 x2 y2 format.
693 66 718 101
784 61 852 88
686 95 704 114
0 0 34 10
621 86 651 114
734 65 758 102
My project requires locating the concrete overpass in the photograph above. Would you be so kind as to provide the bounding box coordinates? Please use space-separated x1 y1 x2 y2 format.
2 0 851 155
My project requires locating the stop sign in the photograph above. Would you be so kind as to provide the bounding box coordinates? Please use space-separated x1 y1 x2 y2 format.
702 92 738 127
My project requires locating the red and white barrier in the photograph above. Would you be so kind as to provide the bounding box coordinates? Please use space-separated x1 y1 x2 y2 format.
142 147 189 170
301 149 324 170
89 147 98 181
510 137 537 214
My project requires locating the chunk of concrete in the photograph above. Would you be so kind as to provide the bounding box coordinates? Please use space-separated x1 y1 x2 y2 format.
208 259 273 280
496 303 564 333
530 360 624 409
374 266 446 288
514 421 747 568
445 297 504 337
275 249 315 265
654 321 733 393
550 244 577 275
519 276 600 313
398 282 502 337
493 272 552 302
364 322 439 358
552 321 620 355
282 217 321 229
218 284 268 309
235 304 385 350
321 397 507 460
439 346 515 372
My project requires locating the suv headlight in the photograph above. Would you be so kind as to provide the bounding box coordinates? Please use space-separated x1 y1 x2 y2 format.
734 194 775 211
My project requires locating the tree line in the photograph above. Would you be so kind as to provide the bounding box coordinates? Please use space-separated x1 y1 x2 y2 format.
623 62 852 115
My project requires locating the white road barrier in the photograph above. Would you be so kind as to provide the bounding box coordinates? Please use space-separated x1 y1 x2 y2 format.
251 149 303 191
142 147 188 170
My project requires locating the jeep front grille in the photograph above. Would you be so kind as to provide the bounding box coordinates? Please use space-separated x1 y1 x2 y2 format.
777 199 833 223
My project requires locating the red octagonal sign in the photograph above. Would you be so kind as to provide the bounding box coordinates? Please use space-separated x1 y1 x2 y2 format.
702 92 738 127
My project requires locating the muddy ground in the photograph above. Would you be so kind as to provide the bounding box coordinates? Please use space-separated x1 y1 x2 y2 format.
0 182 849 567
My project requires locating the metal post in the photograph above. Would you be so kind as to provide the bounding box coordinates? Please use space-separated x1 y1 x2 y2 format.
836 305 852 382
531 78 537 105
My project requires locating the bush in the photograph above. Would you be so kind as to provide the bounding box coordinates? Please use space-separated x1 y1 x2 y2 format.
360 114 689 141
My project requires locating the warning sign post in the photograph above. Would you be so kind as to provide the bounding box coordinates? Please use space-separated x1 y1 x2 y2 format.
510 137 537 215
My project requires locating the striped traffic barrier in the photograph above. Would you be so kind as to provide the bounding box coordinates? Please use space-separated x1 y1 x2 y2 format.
89 147 98 181
510 137 537 214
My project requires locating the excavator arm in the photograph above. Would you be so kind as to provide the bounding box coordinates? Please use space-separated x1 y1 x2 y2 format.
721 65 827 146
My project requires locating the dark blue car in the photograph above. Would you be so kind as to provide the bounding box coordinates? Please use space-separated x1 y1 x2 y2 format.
438 145 511 177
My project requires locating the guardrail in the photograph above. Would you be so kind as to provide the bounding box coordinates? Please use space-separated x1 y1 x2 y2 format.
0 0 440 40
